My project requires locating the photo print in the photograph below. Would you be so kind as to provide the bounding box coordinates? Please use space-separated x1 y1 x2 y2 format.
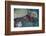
14 8 39 27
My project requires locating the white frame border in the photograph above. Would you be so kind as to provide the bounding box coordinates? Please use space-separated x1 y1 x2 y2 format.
11 5 42 32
